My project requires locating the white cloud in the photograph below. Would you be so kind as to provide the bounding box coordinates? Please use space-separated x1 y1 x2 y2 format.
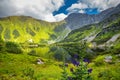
67 3 88 13
54 13 67 21
67 3 88 11
0 0 65 22
79 0 120 11
67 0 120 13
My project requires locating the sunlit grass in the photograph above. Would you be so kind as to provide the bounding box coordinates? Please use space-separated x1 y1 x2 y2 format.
0 52 63 80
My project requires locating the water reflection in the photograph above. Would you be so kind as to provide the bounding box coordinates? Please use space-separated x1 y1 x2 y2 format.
27 44 94 61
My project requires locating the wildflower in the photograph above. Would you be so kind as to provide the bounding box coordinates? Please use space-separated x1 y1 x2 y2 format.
73 54 79 59
88 68 92 73
71 59 80 66
83 58 90 63
76 61 80 66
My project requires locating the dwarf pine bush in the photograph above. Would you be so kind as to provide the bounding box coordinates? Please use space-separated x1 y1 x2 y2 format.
5 41 23 54
0 36 5 52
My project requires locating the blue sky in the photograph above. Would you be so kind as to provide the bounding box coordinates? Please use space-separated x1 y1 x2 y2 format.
0 0 120 22
53 0 79 15
53 0 99 16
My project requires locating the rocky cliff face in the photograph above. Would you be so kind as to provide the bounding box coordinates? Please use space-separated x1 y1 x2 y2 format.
65 4 120 30
63 10 120 44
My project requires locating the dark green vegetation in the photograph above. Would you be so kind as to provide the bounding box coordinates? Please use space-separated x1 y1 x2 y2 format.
12 29 20 39
5 42 23 54
4 28 11 40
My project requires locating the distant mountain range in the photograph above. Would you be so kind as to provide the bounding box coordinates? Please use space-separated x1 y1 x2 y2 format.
0 4 120 44
65 4 120 29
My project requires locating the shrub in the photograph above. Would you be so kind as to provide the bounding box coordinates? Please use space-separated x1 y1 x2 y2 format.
50 34 57 40
28 50 39 56
33 26 40 32
5 42 23 54
0 36 5 52
26 27 36 36
94 56 105 66
22 67 35 79
98 67 120 80
0 25 3 34
4 28 11 40
12 29 20 38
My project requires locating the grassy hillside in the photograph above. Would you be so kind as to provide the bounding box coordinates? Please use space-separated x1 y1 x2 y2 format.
0 16 66 43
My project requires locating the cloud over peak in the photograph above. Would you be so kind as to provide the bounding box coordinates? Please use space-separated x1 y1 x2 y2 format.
67 0 120 14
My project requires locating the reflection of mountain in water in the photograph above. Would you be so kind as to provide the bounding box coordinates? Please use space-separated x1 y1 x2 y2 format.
27 44 96 62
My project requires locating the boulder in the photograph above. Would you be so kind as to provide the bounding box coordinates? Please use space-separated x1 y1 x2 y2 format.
37 59 44 64
104 56 112 63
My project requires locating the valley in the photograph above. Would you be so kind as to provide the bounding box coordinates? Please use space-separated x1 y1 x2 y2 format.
0 4 120 80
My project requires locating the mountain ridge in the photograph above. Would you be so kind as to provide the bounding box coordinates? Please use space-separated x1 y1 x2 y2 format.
0 4 120 43
65 4 120 29
62 10 120 49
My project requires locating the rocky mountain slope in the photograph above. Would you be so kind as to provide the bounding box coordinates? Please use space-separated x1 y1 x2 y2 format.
65 4 120 29
62 10 120 52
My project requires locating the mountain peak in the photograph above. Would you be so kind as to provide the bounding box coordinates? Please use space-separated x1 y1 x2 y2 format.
116 3 120 7
65 4 120 30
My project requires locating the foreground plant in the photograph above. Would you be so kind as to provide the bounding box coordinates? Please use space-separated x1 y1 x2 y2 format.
69 57 93 80
61 53 69 80
61 54 93 80
61 42 92 80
